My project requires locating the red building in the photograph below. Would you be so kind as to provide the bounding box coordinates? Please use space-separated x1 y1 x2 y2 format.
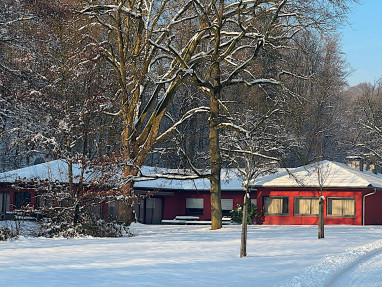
2 160 382 225
0 160 251 223
249 161 382 225
132 170 252 224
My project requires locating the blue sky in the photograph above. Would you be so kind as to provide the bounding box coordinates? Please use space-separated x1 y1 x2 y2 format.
341 0 382 86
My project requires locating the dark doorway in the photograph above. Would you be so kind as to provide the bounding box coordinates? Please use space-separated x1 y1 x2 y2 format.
135 198 163 224
0 192 10 219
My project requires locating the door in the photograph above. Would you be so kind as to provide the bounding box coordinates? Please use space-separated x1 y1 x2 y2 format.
135 198 163 224
0 192 10 219
145 198 163 224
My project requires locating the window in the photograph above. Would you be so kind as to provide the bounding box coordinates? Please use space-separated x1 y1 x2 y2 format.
327 197 355 217
221 199 233 216
263 196 289 215
251 199 257 206
14 192 31 209
294 197 319 216
186 198 203 215
36 194 53 209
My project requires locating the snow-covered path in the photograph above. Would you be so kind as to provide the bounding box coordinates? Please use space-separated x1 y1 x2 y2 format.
327 249 382 287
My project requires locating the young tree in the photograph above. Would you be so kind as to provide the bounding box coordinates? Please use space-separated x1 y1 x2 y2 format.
226 105 289 256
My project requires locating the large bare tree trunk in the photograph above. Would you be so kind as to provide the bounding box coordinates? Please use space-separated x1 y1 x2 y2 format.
117 152 138 224
209 59 222 230
209 94 222 230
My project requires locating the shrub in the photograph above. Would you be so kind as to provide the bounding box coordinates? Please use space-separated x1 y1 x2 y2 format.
0 222 21 241
38 208 133 238
0 228 12 241
230 202 258 224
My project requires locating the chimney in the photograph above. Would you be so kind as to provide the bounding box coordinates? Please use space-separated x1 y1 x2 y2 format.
346 156 364 172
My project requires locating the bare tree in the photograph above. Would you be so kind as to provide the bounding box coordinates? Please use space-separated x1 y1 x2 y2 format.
222 97 291 256
79 0 213 223
176 0 354 230
350 79 382 169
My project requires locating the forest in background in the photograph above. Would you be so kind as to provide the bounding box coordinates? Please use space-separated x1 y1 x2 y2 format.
1 0 382 229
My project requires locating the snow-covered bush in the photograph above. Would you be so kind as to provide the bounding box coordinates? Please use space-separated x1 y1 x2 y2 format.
0 222 21 241
38 208 133 238
0 228 12 241
230 203 258 224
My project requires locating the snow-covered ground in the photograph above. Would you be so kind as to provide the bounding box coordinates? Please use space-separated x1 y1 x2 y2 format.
1 224 382 287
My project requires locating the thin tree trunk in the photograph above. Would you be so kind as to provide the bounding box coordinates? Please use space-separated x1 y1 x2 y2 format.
240 190 248 257
318 196 324 239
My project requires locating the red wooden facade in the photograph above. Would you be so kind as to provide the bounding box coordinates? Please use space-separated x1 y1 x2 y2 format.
2 159 382 225
255 187 382 225
134 188 253 222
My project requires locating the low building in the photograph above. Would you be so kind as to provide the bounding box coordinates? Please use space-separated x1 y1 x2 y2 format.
249 160 382 225
3 160 381 225
0 160 251 223
133 172 254 224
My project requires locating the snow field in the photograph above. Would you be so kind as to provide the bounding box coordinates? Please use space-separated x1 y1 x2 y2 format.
1 224 382 287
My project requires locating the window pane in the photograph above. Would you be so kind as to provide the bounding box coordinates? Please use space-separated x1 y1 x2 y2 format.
221 199 233 211
186 198 204 215
299 199 311 214
296 198 319 215
265 198 282 214
331 199 343 216
186 198 203 209
328 198 355 217
343 199 355 216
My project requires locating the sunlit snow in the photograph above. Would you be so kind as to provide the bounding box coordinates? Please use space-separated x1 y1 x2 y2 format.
1 223 382 287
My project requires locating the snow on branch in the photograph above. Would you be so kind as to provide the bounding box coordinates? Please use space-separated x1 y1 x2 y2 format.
221 148 280 161
278 70 312 80
217 122 249 137
230 78 281 87
80 5 141 18
134 171 206 182
156 106 210 142
0 16 35 26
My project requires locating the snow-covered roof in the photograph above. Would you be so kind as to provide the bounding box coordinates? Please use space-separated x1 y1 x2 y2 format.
0 160 84 184
249 160 382 189
0 160 244 191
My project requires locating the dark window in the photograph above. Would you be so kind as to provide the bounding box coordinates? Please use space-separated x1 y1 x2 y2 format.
221 199 233 217
186 198 203 215
263 196 289 215
14 192 31 209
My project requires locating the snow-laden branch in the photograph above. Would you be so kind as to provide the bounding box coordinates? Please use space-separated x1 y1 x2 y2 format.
221 148 280 161
231 78 281 87
156 106 210 142
217 122 249 136
80 5 141 18
0 16 34 26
